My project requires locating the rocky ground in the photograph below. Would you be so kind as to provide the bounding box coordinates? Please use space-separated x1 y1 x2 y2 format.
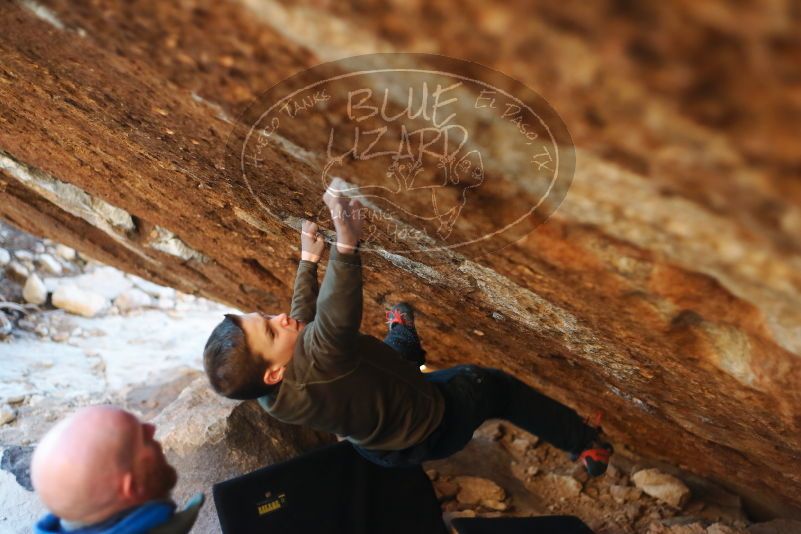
429 424 771 534
0 221 797 534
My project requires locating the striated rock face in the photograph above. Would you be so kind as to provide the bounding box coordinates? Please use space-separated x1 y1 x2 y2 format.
1 0 800 519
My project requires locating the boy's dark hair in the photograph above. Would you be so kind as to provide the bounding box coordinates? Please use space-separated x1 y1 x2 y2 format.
203 314 276 400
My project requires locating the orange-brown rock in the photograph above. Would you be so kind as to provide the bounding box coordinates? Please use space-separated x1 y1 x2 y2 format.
1 0 800 520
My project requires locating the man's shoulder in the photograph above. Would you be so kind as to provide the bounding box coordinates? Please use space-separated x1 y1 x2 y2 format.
149 494 205 534
34 497 202 534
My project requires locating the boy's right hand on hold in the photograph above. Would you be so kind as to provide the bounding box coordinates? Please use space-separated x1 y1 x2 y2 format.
300 220 325 263
323 178 364 254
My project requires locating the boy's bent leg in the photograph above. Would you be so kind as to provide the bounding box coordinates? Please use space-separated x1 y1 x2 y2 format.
354 365 599 468
364 365 592 464
469 366 598 455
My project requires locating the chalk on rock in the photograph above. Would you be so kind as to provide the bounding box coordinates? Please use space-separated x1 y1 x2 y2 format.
55 244 76 261
22 273 47 305
0 248 10 266
37 253 63 275
114 288 153 312
631 468 691 509
52 285 108 318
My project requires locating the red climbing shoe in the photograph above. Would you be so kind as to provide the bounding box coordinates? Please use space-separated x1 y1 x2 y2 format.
579 442 613 477
385 302 427 367
574 411 613 477
385 302 417 331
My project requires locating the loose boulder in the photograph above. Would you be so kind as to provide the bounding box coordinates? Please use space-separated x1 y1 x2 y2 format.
71 267 133 300
0 405 17 426
451 475 508 510
22 273 46 305
6 261 29 282
13 250 33 263
633 468 691 509
36 253 62 275
52 285 108 317
114 288 153 312
55 244 76 261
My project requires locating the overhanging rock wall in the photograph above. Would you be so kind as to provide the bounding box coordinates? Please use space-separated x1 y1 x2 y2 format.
1 0 800 518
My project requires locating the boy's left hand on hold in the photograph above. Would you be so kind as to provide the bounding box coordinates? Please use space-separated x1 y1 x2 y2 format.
323 178 364 254
300 219 325 262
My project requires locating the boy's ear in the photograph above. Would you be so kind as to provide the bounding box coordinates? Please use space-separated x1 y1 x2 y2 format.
263 365 286 386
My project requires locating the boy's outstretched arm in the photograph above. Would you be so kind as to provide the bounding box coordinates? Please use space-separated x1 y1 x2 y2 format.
308 179 364 359
290 220 326 324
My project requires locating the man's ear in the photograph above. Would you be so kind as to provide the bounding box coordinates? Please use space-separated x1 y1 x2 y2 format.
120 471 145 501
263 365 286 386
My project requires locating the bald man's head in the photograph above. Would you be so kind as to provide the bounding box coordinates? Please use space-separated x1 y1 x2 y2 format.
31 406 177 524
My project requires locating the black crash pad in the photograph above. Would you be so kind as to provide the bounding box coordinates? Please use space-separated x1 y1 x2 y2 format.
213 441 448 534
452 515 595 534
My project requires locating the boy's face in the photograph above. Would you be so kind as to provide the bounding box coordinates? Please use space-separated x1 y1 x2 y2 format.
236 312 304 385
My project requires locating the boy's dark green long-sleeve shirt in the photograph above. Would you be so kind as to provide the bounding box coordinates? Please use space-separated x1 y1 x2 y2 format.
257 247 446 451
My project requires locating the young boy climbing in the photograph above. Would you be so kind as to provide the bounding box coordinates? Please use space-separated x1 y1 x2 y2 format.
203 178 612 475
